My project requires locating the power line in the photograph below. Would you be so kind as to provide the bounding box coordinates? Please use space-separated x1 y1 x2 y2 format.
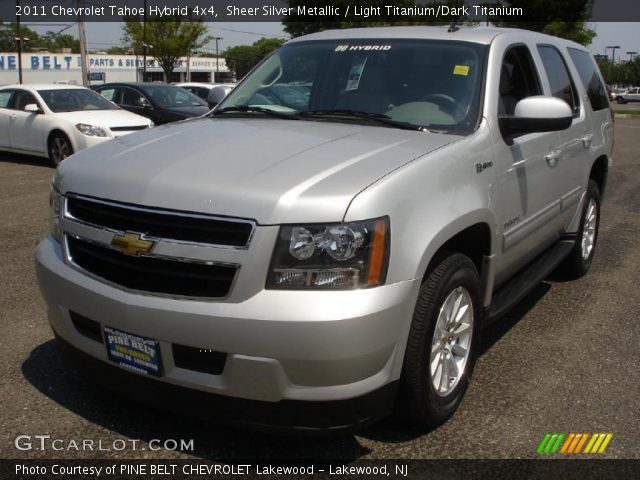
209 26 290 39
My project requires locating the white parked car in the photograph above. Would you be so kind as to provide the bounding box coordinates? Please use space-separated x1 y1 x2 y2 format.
175 82 236 102
0 84 153 165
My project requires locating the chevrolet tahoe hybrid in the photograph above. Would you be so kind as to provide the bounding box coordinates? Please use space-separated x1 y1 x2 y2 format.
36 27 613 432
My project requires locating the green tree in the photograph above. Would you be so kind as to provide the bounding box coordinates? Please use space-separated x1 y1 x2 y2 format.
0 22 41 52
107 46 131 55
224 37 286 79
122 16 211 81
41 32 81 52
496 1 596 46
281 1 597 46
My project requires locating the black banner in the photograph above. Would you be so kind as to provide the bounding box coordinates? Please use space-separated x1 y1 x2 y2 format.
2 459 640 480
2 0 640 23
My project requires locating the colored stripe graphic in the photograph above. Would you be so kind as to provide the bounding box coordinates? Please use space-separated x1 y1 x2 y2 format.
537 433 566 454
539 433 613 454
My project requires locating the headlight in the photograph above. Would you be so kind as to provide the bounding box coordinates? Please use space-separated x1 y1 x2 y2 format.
49 185 64 243
267 217 389 290
75 123 107 137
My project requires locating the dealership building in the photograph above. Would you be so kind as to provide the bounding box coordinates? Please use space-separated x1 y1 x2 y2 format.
0 51 233 85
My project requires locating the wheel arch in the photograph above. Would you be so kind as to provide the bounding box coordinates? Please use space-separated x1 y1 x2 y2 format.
589 154 609 199
423 222 493 278
47 128 76 153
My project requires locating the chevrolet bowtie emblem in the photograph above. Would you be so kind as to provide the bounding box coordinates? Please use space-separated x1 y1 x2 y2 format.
111 232 155 256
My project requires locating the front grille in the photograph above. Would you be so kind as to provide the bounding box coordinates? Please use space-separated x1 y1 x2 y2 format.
66 195 254 248
67 236 237 298
110 125 149 131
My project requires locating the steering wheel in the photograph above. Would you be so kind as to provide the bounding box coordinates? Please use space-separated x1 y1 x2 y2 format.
421 94 466 120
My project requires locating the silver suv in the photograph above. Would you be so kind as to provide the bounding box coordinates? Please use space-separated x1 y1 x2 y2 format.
36 27 613 432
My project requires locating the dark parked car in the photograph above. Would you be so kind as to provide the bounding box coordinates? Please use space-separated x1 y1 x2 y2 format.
92 83 210 125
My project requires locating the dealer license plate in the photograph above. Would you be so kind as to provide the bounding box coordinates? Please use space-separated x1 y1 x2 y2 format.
104 326 161 376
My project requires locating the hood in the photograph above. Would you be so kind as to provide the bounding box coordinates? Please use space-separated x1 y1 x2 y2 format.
57 117 461 224
56 110 151 129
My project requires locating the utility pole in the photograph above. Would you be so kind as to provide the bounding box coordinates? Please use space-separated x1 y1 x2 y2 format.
16 0 23 84
143 0 148 81
213 36 222 82
77 0 89 86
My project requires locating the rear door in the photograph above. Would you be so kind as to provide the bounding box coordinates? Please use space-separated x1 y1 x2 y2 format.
567 47 613 192
535 44 590 230
0 89 15 148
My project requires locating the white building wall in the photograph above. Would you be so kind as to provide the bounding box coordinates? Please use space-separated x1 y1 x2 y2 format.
0 52 229 85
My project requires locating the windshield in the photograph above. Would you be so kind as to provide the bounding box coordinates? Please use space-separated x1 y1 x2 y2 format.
38 88 119 112
140 85 207 108
218 39 487 133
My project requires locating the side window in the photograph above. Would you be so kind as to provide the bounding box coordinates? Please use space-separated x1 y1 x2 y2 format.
567 48 609 111
0 90 13 108
12 91 39 111
537 45 579 114
121 88 144 106
499 45 542 115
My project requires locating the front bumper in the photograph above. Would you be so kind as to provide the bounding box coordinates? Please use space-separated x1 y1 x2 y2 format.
35 236 420 430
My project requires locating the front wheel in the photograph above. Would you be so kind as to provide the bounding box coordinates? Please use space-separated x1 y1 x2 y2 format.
48 133 73 166
616 96 626 104
399 253 480 428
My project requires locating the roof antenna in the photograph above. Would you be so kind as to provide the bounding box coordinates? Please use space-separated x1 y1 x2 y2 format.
448 0 462 32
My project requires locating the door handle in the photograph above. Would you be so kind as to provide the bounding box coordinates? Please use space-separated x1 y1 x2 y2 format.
582 134 593 149
545 150 561 168
9 113 16 120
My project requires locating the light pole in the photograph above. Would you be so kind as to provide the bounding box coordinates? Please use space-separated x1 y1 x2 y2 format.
16 0 24 84
606 46 621 86
142 43 153 81
627 51 638 62
213 36 222 81
143 0 148 81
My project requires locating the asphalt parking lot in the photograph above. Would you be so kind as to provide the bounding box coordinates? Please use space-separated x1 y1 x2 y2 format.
1 118 639 461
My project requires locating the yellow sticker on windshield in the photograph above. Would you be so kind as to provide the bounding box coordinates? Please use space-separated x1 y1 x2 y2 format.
453 65 470 76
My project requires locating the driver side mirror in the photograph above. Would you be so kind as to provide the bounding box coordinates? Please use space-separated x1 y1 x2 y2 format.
499 96 572 139
24 103 41 114
135 97 152 109
207 86 233 109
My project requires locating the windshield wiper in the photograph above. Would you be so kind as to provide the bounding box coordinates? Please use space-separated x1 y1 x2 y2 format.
299 109 422 131
211 105 300 120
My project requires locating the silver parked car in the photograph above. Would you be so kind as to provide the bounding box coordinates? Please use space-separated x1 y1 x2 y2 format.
36 26 613 432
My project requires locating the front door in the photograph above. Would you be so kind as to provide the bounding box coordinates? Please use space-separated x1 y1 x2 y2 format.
492 44 566 286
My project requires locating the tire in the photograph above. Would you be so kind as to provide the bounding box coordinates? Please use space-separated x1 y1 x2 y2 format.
559 180 601 278
398 253 480 429
48 132 73 166
616 96 626 104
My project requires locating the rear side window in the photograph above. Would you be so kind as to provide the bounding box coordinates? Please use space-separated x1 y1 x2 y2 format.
537 45 579 114
98 88 117 101
567 48 609 111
